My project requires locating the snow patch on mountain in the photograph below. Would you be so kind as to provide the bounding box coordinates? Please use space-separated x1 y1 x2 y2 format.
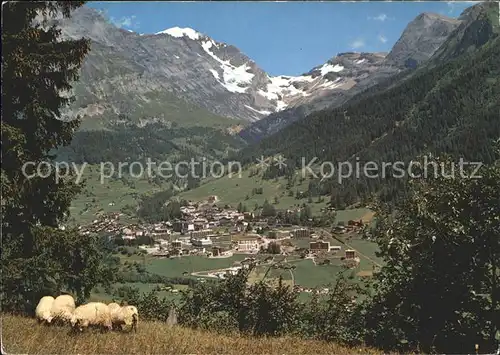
320 63 344 75
258 74 340 111
209 69 220 80
156 26 200 40
223 65 254 93
202 40 254 94
318 77 344 89
289 75 316 83
245 105 272 116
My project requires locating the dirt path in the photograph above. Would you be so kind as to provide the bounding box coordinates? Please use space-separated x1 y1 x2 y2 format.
361 211 376 224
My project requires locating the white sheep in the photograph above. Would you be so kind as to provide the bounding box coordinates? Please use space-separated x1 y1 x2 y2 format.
35 296 55 324
70 302 112 332
107 302 121 330
108 302 121 313
109 304 139 332
47 294 76 325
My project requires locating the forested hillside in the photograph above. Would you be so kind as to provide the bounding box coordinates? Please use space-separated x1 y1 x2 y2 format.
236 26 499 206
57 123 245 164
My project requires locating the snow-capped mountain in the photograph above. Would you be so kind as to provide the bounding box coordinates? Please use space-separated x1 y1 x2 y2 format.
238 51 400 141
51 7 401 125
239 11 464 142
51 6 464 133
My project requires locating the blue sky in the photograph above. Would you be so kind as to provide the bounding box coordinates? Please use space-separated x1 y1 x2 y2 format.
88 1 478 76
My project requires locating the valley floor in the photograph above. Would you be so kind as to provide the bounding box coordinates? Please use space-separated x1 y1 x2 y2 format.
1 314 381 355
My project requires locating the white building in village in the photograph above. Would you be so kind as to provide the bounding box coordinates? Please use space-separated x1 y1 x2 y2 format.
191 237 213 247
237 239 260 252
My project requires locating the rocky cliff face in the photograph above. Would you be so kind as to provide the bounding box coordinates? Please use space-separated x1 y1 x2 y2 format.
430 1 499 63
385 12 461 68
53 6 375 124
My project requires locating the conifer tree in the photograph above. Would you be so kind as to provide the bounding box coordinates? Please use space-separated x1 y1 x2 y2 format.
1 2 112 310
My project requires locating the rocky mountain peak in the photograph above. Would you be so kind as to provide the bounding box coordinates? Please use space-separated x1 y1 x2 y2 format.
55 5 383 123
386 12 462 68
155 26 202 40
430 1 499 62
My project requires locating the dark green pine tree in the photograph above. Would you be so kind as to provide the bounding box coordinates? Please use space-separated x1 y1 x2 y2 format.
261 199 276 217
1 2 113 310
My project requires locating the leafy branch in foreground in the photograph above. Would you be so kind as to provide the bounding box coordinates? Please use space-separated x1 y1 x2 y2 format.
363 151 500 353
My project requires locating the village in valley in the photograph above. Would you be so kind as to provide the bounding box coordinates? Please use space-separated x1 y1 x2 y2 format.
76 194 380 298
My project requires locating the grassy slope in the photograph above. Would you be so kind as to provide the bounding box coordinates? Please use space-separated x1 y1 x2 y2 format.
178 172 319 210
68 165 172 225
2 315 381 355
69 162 370 225
178 167 371 218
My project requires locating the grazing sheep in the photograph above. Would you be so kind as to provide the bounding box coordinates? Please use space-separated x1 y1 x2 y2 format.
48 294 76 325
109 305 139 332
35 296 55 324
107 302 121 330
70 302 112 332
108 302 121 313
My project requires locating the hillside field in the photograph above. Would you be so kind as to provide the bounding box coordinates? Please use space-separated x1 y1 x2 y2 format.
178 171 329 213
68 159 373 226
92 237 382 303
1 315 381 354
68 164 171 225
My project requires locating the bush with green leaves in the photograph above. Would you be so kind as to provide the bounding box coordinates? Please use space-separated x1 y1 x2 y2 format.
362 151 500 353
296 273 366 345
177 263 362 342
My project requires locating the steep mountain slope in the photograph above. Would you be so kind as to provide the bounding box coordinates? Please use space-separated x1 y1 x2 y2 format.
53 7 267 124
384 12 461 68
430 1 499 63
234 19 500 205
238 11 464 143
52 6 364 124
238 52 401 142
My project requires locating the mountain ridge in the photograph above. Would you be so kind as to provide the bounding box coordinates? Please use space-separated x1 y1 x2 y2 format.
51 2 497 167
54 5 461 130
237 10 463 143
55 6 371 125
230 7 500 206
